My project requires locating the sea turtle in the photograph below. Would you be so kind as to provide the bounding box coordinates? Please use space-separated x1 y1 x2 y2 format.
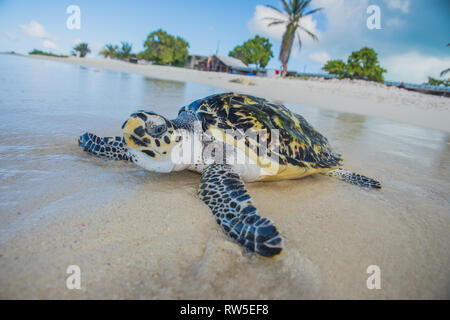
78 92 381 259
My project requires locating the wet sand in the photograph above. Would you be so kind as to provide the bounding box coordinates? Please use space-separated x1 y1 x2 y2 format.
0 54 449 299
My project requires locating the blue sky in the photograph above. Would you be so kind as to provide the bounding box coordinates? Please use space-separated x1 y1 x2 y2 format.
1 0 449 83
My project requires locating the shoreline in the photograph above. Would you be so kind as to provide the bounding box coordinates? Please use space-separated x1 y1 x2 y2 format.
23 54 450 133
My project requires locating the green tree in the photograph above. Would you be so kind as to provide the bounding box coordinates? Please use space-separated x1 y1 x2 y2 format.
264 0 322 76
322 59 346 78
228 45 246 64
138 29 189 67
99 44 119 59
99 42 134 60
29 49 68 58
72 42 91 58
229 35 273 70
322 47 387 82
118 41 133 59
427 77 450 87
345 47 386 82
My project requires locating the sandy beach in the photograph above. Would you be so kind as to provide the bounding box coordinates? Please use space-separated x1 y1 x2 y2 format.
27 54 450 133
0 53 449 299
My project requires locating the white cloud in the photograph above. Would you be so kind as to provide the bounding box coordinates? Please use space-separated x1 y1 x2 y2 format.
309 51 331 64
383 0 410 14
306 0 370 52
248 5 321 47
313 0 370 31
246 0 446 84
382 52 450 83
248 5 286 41
4 32 18 41
19 20 51 39
73 38 82 45
43 39 58 50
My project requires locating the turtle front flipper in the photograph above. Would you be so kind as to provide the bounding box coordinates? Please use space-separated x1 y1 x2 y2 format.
326 168 381 189
78 132 130 161
199 164 283 259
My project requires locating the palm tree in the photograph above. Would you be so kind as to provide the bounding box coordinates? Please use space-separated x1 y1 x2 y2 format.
265 0 322 76
118 42 133 60
440 43 449 77
72 42 91 58
99 44 119 59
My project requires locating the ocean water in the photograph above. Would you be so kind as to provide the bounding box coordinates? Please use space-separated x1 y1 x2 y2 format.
0 54 449 299
0 54 221 225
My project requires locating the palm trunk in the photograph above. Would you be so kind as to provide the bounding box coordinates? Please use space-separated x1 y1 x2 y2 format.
279 25 295 77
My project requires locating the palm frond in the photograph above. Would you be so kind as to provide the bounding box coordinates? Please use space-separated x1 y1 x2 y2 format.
298 25 318 41
296 34 302 50
440 68 450 77
281 0 292 15
268 20 287 26
263 16 286 21
304 7 323 16
263 16 287 26
297 0 311 15
264 4 283 14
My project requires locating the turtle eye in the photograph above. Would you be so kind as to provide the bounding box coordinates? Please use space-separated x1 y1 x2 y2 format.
150 124 166 137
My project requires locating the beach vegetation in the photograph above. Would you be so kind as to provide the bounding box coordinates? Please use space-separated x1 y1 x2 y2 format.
427 77 450 87
322 59 346 76
264 0 322 76
323 47 387 82
441 68 450 78
440 43 450 77
118 41 133 60
426 43 450 86
99 42 134 60
28 49 68 58
229 35 273 70
72 42 91 58
99 44 119 59
138 29 189 67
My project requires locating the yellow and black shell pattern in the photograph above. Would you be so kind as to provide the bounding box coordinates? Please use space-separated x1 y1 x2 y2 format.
179 92 343 180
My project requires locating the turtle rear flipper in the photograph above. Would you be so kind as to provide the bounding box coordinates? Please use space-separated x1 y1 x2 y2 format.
199 164 283 259
78 132 130 161
326 168 381 189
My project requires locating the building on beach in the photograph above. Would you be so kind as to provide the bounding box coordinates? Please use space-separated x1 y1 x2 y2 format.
188 54 266 76
186 55 208 69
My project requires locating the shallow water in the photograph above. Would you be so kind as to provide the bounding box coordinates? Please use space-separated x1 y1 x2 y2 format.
0 54 449 299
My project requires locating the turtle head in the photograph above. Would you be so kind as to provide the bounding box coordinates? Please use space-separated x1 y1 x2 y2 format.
122 111 185 172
